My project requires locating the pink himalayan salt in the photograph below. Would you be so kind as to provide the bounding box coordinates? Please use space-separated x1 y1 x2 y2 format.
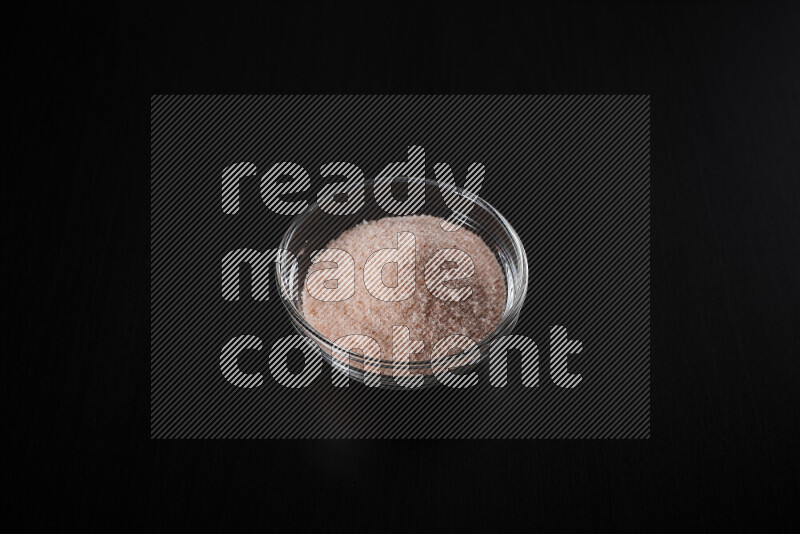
301 215 505 368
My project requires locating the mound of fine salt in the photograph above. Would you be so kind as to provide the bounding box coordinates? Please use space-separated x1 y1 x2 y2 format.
301 215 505 368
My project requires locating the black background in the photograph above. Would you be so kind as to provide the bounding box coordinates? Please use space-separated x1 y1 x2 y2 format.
14 1 798 529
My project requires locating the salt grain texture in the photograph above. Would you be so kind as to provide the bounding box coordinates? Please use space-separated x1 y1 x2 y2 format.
301 215 505 368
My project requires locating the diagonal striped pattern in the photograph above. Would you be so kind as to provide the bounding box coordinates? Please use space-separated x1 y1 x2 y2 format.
389 326 426 388
330 334 384 388
317 162 365 215
489 334 540 388
373 146 426 215
435 161 485 232
151 95 649 438
305 248 355 302
423 247 476 301
362 231 417 302
430 335 482 388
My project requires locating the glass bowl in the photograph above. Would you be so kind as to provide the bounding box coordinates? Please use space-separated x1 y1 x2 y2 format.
276 178 527 388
